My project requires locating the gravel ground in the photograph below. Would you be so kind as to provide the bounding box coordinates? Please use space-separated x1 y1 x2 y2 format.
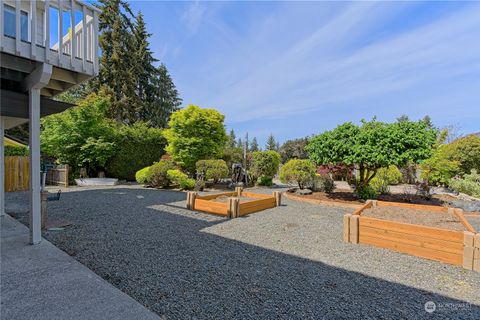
6 185 480 319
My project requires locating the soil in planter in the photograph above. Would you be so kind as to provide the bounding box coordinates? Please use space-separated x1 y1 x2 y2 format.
361 207 467 231
210 195 261 204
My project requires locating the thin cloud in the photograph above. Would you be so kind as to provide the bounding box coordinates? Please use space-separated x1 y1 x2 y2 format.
181 1 206 34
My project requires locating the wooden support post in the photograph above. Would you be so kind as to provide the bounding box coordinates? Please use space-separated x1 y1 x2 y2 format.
474 234 480 272
235 187 242 197
350 215 359 244
65 164 69 187
186 192 196 210
273 191 281 207
463 231 475 270
343 214 351 242
228 197 239 218
41 191 48 229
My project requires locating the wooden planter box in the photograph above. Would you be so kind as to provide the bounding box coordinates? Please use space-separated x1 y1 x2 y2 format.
187 188 281 218
344 200 480 271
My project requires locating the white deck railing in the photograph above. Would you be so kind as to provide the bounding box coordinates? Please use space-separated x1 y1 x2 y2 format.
0 0 100 76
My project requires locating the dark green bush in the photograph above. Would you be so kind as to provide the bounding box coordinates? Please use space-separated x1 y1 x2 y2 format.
5 145 29 156
257 176 273 186
196 159 229 183
106 123 166 180
147 160 176 188
312 174 335 193
355 185 378 201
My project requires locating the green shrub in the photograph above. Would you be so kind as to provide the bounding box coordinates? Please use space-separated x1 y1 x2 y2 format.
355 185 378 201
257 176 273 186
106 123 166 180
279 159 316 189
167 169 195 190
147 160 176 188
135 166 151 184
196 159 229 183
312 174 335 193
251 151 281 182
5 145 28 156
420 145 460 186
449 170 480 198
370 166 403 194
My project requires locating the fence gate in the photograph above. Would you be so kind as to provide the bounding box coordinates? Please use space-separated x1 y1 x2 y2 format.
4 156 29 192
46 165 69 187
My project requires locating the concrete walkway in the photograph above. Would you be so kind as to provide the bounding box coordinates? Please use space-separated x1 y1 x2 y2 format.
0 214 160 320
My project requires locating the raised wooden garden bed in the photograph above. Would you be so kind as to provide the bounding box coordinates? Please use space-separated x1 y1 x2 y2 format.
187 188 281 218
344 200 480 272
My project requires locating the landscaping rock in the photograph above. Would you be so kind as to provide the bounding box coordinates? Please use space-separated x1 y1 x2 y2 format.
448 199 480 212
295 188 312 195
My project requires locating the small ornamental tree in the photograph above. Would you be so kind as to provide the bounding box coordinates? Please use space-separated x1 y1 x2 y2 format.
305 119 436 191
41 93 117 177
164 105 228 174
280 159 316 189
250 151 281 183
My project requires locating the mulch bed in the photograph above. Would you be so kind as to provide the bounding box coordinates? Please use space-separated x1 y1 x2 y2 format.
361 207 466 231
296 189 456 207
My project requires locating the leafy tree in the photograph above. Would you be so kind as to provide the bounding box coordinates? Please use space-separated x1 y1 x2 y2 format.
306 118 436 190
279 138 309 163
265 133 277 151
250 137 259 152
250 151 281 184
448 134 480 174
41 93 117 177
279 159 316 189
164 105 227 174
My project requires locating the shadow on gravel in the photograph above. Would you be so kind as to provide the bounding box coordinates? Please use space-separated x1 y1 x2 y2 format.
8 187 480 319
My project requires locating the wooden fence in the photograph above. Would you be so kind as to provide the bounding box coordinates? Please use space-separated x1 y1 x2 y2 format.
46 165 69 187
4 156 29 192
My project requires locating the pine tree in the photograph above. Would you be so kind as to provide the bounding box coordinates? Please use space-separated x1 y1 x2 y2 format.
228 130 236 148
96 0 138 123
250 137 259 152
265 133 277 151
236 138 243 149
148 64 182 128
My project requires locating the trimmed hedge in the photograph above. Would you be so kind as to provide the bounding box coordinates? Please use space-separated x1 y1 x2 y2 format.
196 159 229 183
167 169 195 190
280 159 316 189
5 145 29 156
106 123 166 181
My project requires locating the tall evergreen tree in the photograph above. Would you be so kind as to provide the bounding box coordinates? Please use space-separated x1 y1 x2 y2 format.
265 133 277 151
250 137 259 152
149 64 182 128
236 138 243 149
228 130 236 148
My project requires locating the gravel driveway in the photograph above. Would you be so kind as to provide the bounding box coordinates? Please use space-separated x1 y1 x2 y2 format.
7 185 480 319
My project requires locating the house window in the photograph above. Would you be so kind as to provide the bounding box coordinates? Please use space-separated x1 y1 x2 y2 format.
3 4 29 42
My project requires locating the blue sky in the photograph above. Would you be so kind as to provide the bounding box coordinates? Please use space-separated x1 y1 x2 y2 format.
128 1 480 146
